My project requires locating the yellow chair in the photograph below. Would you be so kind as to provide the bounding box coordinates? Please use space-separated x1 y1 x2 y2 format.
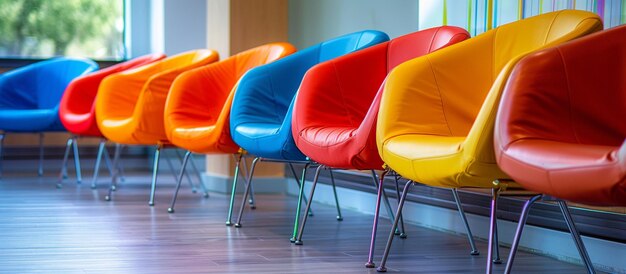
375 10 602 273
96 49 219 205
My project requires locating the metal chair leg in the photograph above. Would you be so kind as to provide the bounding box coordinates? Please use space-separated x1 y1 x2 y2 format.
234 157 260 228
291 163 311 242
102 144 114 176
90 139 106 189
328 168 343 221
168 151 191 213
486 187 502 274
71 136 81 184
294 164 324 245
234 155 255 209
452 188 479 255
118 159 127 183
248 178 256 209
558 200 596 274
170 150 196 193
226 153 244 226
392 174 407 238
376 180 413 272
504 194 541 274
370 170 397 234
105 144 122 201
115 145 126 183
38 133 44 176
366 169 389 268
56 137 73 189
165 152 180 182
0 132 5 178
288 163 313 216
187 151 209 198
148 145 162 206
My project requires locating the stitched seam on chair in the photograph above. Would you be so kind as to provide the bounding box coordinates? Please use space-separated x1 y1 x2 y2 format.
556 47 581 144
332 61 355 127
426 57 453 135
427 27 440 52
297 126 357 148
356 33 364 51
543 11 561 45
573 18 603 36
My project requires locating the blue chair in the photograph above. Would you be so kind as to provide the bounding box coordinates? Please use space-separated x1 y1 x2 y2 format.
228 30 389 240
0 58 98 177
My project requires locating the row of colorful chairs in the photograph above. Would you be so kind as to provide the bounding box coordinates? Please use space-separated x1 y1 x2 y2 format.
0 9 622 273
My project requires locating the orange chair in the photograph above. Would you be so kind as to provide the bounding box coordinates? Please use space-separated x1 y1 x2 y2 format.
164 43 296 213
58 53 165 188
96 49 219 205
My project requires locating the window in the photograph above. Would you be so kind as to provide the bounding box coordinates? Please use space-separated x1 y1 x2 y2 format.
0 0 125 61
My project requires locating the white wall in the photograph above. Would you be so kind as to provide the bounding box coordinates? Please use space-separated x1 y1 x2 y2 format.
288 0 419 49
129 0 208 57
163 0 207 55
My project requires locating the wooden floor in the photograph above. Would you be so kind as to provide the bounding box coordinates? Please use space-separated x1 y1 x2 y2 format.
0 166 600 273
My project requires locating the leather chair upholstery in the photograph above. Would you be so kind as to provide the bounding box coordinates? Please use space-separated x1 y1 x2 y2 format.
292 27 469 170
374 10 602 272
495 25 626 206
164 43 296 154
230 30 389 161
96 49 219 145
377 10 602 189
0 58 98 132
60 53 165 137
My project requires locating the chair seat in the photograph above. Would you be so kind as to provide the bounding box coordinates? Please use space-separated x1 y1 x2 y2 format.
0 109 64 132
234 122 306 161
167 123 239 155
498 139 626 206
99 116 164 145
382 134 510 188
61 111 100 137
235 123 281 138
297 126 382 169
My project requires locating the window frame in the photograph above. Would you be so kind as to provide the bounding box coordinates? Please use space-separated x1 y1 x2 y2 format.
0 0 129 69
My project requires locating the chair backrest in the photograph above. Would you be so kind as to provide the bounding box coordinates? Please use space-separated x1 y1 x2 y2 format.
290 27 468 168
96 49 217 121
163 43 296 151
300 26 471 128
59 53 165 133
378 10 602 143
230 30 389 128
0 58 97 110
496 25 626 151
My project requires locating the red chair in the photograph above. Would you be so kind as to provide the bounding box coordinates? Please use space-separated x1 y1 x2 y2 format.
58 53 165 188
291 26 471 261
495 26 626 274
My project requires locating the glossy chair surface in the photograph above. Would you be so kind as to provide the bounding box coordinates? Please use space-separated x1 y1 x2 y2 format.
230 30 389 161
377 10 603 189
374 11 602 273
164 43 296 154
96 50 219 145
495 25 626 206
292 27 469 170
59 53 166 137
0 58 98 132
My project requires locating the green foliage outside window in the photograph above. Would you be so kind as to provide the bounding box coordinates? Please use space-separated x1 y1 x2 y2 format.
0 0 124 60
